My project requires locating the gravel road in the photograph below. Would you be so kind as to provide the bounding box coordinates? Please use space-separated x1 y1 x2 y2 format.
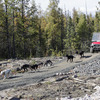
0 53 100 91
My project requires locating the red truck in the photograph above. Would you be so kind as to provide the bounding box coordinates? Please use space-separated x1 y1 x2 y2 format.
90 32 100 53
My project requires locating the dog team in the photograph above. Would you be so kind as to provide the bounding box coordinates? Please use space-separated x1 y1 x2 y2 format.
0 60 53 80
0 51 84 79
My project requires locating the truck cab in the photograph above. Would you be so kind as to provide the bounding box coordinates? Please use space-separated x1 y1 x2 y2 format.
90 32 100 53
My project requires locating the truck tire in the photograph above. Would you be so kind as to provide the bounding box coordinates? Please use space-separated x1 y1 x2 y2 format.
90 47 94 53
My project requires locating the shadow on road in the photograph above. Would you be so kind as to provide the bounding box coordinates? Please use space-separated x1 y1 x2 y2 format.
83 55 92 58
10 97 20 100
9 75 22 79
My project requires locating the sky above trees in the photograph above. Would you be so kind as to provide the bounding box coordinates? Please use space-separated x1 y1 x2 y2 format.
34 0 99 16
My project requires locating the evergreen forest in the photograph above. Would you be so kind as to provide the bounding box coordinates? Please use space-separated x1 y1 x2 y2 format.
0 0 100 59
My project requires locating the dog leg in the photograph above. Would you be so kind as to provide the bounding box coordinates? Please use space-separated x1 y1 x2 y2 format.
3 75 6 80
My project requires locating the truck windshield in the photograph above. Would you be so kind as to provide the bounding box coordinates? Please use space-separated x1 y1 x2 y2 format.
92 33 100 42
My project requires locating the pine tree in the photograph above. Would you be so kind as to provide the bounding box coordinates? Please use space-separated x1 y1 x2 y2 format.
76 13 88 50
0 0 7 58
94 12 100 32
45 0 61 56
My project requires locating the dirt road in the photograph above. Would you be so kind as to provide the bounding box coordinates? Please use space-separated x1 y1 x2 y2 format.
0 53 100 91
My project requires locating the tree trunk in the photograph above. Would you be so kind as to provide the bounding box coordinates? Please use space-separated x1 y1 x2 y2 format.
12 9 16 58
61 14 64 53
22 0 26 57
5 1 11 58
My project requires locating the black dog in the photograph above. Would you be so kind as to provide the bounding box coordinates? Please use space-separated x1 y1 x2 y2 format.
30 64 39 71
79 51 84 58
66 54 74 62
44 60 53 66
21 64 30 72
